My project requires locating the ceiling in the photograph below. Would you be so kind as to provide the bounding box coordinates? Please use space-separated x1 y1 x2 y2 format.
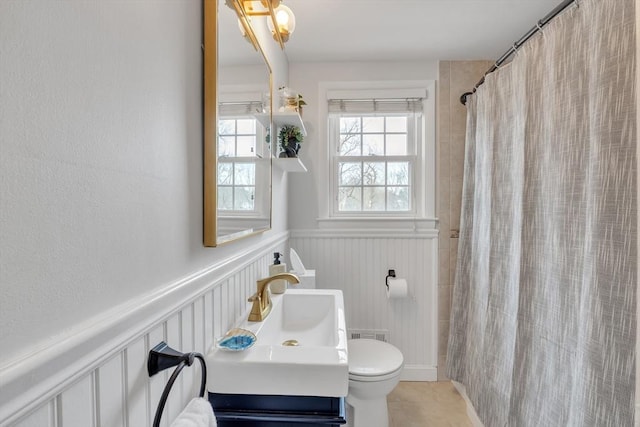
283 0 564 63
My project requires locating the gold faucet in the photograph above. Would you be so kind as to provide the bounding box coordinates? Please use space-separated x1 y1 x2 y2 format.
247 273 300 322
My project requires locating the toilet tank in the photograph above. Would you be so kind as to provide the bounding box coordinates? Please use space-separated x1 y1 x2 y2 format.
289 248 315 289
295 270 316 289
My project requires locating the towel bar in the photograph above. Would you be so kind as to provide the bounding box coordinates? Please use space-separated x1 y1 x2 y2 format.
148 341 207 427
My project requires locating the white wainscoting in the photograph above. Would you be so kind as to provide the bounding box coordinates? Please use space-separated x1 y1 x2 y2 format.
1 232 288 427
289 228 439 381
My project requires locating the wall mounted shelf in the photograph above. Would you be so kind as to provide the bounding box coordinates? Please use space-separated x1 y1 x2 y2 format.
274 157 308 172
255 111 307 136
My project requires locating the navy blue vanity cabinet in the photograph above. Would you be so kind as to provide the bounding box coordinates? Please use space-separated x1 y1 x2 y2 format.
209 393 347 426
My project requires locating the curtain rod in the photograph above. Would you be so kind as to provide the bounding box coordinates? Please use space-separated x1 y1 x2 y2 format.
460 0 578 105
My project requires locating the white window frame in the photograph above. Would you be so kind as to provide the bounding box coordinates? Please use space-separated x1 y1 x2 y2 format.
329 113 420 216
318 81 436 225
217 87 271 220
217 115 270 218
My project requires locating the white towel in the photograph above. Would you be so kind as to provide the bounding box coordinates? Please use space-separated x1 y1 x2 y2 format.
170 397 217 427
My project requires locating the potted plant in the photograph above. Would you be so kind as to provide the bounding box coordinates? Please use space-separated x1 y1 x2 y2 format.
278 125 303 158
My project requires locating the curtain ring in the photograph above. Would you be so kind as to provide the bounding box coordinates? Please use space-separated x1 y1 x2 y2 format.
536 20 545 37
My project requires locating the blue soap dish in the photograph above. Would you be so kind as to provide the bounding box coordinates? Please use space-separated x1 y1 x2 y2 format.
217 328 257 351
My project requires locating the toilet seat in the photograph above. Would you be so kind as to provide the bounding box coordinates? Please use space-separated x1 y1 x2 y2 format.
348 339 404 380
349 366 403 382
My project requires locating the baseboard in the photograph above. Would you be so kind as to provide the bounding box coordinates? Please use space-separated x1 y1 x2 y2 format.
452 381 484 427
0 231 289 425
399 365 438 381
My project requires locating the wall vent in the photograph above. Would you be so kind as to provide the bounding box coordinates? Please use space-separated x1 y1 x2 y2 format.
349 329 389 343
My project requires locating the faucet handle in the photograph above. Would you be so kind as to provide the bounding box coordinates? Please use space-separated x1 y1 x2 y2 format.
248 293 260 302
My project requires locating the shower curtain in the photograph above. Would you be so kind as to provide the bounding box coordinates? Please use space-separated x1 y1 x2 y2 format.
446 0 637 426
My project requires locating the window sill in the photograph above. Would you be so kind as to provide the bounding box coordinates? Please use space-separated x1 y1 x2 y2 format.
314 216 439 233
317 216 438 221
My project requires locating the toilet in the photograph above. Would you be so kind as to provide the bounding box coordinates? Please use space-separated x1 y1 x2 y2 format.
346 339 404 427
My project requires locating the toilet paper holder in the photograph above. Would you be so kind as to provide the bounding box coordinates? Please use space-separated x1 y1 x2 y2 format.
385 269 396 290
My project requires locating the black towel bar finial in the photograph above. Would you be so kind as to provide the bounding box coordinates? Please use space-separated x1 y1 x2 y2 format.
148 341 207 427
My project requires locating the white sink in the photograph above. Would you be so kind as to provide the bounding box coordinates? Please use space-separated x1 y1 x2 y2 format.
207 289 349 397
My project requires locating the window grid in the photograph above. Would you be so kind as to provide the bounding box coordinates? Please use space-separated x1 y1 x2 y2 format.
217 117 259 212
218 117 258 158
217 162 256 212
333 114 415 214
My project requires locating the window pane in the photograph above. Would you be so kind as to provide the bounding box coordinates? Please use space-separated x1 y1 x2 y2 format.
386 116 407 133
332 111 417 215
217 163 233 185
340 117 361 134
338 187 361 211
236 136 256 157
218 136 235 157
339 133 361 156
219 119 235 135
236 119 256 134
235 163 255 185
363 187 385 211
234 187 255 210
388 186 410 211
387 162 409 185
362 134 384 156
363 117 384 133
339 162 362 185
386 134 407 155
217 187 233 210
363 162 385 185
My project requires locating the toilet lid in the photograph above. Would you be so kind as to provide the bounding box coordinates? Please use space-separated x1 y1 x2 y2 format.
348 339 404 377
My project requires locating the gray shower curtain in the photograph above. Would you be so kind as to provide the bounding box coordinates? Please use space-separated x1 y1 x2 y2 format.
446 0 637 426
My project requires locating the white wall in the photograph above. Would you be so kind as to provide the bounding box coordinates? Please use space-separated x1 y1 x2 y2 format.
287 61 438 229
286 61 440 380
251 15 289 89
0 1 289 422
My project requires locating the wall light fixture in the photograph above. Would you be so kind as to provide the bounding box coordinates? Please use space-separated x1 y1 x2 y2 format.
267 4 296 44
225 0 294 49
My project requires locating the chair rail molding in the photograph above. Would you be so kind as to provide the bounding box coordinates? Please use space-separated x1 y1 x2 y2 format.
0 231 289 426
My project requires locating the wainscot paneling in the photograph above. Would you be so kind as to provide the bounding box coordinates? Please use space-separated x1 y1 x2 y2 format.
289 229 439 381
1 232 288 427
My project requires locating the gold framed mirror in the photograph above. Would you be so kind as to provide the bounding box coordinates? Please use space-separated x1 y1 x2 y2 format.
204 0 274 247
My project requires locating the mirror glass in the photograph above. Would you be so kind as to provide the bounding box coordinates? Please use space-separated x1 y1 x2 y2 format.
204 0 273 246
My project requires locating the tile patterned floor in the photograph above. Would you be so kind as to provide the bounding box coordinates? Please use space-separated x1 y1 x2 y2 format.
387 381 473 427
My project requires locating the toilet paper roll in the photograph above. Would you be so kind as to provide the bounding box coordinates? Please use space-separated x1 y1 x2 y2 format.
386 278 408 299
